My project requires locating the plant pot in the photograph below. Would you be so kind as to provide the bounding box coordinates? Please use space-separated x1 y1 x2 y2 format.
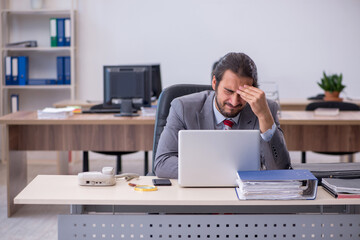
324 91 343 102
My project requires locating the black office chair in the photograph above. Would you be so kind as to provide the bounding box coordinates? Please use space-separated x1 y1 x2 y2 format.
150 84 213 175
82 151 148 175
301 101 360 163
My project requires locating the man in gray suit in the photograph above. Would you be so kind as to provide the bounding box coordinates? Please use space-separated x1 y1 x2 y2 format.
155 52 291 179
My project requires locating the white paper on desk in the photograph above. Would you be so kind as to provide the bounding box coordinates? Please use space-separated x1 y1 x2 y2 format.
37 107 75 119
41 107 75 113
141 106 157 116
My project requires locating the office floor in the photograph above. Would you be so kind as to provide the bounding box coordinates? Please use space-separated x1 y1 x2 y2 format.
0 151 358 240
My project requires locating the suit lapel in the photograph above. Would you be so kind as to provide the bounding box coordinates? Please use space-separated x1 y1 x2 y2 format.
238 103 257 130
197 91 216 129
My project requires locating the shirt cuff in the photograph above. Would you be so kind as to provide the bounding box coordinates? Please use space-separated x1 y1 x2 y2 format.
260 122 276 142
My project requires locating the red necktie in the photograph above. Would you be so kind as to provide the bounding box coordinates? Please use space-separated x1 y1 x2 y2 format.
223 119 234 130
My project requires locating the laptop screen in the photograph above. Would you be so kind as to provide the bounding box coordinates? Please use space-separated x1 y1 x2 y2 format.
178 130 260 187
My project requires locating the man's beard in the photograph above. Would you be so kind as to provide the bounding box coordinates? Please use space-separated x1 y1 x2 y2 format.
215 96 243 118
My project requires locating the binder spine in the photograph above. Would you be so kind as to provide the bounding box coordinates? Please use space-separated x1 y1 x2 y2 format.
18 56 29 85
5 56 12 85
64 18 71 47
11 57 19 85
11 94 19 113
57 56 64 84
64 56 71 84
57 18 65 47
50 18 57 47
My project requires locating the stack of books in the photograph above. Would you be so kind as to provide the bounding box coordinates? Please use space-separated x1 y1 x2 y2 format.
235 169 318 200
322 178 360 198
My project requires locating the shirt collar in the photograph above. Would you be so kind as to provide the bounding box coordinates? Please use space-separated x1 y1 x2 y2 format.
212 96 240 125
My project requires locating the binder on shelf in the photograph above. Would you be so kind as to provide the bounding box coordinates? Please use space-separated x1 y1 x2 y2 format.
235 169 318 200
64 56 71 84
50 18 57 47
18 56 29 85
5 56 12 85
57 18 65 47
11 57 19 85
56 56 64 84
64 18 71 46
28 79 57 85
11 94 19 113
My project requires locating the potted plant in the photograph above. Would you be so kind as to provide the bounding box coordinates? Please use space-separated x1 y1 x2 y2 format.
317 71 346 101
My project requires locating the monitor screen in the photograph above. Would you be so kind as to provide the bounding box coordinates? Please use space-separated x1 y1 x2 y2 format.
103 66 152 109
149 64 162 99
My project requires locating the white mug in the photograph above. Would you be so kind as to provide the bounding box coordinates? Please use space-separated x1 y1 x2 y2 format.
31 0 43 9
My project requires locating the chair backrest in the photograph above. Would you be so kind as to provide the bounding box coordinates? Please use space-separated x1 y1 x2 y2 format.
151 84 213 173
305 101 360 111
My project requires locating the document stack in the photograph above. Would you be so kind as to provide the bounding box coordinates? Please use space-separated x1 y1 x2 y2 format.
235 169 318 200
322 178 360 199
37 107 75 119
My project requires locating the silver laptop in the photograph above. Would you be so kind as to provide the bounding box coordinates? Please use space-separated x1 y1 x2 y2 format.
178 130 260 187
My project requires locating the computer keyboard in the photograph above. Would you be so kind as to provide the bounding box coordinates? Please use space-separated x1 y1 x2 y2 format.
82 108 120 114
81 103 120 113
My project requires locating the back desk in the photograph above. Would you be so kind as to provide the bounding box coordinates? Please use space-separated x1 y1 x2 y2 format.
1 110 360 217
15 175 360 240
0 111 155 217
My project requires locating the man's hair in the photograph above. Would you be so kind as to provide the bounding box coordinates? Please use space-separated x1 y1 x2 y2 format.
213 52 258 89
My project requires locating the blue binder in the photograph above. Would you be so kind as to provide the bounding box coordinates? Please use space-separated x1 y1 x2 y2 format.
64 56 71 84
56 56 64 84
18 56 29 85
64 18 71 47
28 79 57 85
236 169 318 200
57 18 65 47
5 56 12 85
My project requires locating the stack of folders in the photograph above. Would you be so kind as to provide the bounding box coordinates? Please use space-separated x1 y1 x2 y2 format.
50 18 71 47
37 107 75 119
322 178 360 198
235 169 318 200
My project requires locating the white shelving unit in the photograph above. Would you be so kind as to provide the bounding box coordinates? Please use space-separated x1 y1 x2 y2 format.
0 0 76 115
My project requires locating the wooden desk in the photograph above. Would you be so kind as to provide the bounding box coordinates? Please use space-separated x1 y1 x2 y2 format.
280 99 360 111
2 110 360 216
279 111 360 152
0 111 155 217
15 175 360 240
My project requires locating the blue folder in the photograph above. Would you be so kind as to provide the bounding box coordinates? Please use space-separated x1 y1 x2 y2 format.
57 18 65 47
56 56 64 84
18 56 29 85
237 169 317 182
28 79 57 85
64 56 71 84
236 169 318 200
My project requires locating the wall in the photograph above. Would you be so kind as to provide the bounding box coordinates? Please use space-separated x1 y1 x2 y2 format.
2 0 360 163
76 0 360 101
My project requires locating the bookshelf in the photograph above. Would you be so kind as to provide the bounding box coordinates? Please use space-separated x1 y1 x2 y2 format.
0 0 77 115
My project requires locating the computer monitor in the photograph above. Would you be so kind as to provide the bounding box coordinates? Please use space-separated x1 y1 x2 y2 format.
103 65 152 112
149 64 162 100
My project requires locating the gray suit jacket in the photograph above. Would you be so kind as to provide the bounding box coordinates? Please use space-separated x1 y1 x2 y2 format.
154 90 291 178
